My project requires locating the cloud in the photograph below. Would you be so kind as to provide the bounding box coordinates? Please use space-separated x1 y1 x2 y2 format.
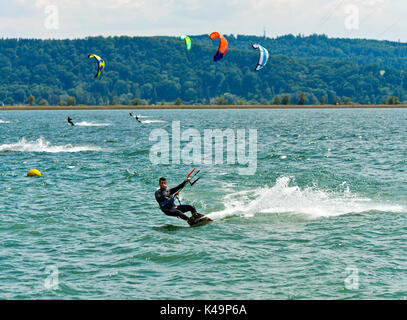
0 0 405 41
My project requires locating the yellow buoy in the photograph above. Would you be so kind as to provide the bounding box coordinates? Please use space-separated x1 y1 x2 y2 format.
27 169 41 177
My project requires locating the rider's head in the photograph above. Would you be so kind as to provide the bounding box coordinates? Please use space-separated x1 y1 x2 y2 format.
159 177 167 189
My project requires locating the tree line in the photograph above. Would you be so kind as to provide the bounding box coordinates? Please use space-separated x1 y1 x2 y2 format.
1 34 407 106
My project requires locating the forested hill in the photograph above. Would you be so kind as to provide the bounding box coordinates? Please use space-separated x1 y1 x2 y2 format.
1 34 407 106
178 34 407 69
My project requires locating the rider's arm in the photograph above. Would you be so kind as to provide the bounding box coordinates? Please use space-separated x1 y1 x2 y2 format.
169 180 188 195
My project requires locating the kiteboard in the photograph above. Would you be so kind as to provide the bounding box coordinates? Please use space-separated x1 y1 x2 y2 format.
188 213 213 227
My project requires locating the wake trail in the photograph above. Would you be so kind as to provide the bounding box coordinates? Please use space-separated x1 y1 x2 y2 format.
0 137 107 153
140 120 166 124
207 177 404 221
74 121 110 127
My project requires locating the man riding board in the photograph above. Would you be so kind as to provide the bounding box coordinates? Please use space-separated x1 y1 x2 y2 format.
155 177 202 226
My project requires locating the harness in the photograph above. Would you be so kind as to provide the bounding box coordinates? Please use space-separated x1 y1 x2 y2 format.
159 197 175 209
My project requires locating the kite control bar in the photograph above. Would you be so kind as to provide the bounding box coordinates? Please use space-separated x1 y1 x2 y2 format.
186 167 196 178
187 168 201 186
174 168 201 205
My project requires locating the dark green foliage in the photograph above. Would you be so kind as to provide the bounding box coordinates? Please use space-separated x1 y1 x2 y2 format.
343 97 352 105
27 94 35 105
282 95 291 105
131 97 140 105
39 98 48 106
388 96 401 104
298 92 307 105
66 96 76 106
0 34 407 105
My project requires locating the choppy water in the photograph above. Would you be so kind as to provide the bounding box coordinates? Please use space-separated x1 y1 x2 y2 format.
0 109 406 299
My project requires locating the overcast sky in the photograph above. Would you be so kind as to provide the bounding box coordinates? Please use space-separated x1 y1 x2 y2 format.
0 0 406 42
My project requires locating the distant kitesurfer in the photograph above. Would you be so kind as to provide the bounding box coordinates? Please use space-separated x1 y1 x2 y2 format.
155 177 200 225
67 117 74 126
130 112 141 123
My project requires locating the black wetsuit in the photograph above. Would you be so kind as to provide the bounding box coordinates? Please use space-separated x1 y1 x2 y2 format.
130 113 142 123
155 181 197 221
67 117 74 126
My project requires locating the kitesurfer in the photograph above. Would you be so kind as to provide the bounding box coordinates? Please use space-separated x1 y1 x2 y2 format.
67 117 74 126
155 177 200 225
130 112 141 123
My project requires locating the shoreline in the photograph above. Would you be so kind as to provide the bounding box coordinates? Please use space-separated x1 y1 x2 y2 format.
2 104 407 111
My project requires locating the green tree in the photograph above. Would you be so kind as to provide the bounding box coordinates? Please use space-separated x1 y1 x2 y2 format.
66 96 76 106
175 98 182 105
272 95 281 105
39 99 48 106
281 95 290 105
388 96 400 104
131 98 140 106
343 97 352 105
27 94 35 105
298 92 307 105
216 96 228 105
320 96 326 105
